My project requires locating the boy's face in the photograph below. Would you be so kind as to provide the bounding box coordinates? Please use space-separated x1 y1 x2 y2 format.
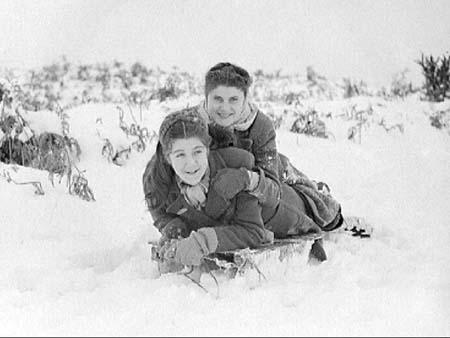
167 137 209 186
206 86 246 128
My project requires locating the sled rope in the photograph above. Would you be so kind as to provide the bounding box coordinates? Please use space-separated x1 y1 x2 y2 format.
234 250 268 282
180 266 220 299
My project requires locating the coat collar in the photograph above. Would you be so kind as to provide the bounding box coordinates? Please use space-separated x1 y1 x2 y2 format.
165 150 231 228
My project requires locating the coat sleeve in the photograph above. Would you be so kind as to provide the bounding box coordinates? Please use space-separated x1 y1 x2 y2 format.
215 147 280 208
251 112 280 180
247 112 281 206
212 192 269 252
142 154 189 237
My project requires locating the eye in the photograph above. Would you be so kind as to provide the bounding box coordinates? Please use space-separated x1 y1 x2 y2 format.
230 97 239 103
174 153 185 159
213 96 223 103
194 148 205 156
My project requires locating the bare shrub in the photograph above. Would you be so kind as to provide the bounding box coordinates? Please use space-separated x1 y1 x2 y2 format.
417 53 450 102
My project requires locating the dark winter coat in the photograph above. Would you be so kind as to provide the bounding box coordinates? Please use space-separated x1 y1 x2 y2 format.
204 104 342 228
205 107 282 207
207 107 280 180
143 147 325 252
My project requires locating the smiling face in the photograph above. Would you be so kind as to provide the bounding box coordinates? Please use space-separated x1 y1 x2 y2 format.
167 137 209 186
206 86 246 128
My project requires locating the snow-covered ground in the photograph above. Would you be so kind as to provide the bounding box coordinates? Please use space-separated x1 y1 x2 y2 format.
1 94 449 336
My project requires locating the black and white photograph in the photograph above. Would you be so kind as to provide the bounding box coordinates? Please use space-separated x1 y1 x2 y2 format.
1 0 449 336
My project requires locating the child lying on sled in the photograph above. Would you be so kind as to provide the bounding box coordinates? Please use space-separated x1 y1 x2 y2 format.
143 108 343 271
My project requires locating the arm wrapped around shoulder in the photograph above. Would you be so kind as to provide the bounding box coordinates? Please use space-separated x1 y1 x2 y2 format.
211 167 252 200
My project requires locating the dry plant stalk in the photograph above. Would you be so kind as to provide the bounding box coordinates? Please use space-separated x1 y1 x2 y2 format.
1 169 45 195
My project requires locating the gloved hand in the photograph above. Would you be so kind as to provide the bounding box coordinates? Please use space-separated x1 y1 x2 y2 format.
159 239 178 260
211 167 252 200
173 228 219 266
161 218 189 240
157 239 184 274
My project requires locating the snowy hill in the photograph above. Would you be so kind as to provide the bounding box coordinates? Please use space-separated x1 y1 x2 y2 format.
1 71 450 335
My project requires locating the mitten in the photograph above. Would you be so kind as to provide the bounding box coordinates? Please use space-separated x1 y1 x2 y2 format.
157 239 184 274
161 218 189 240
174 228 218 266
208 124 236 149
212 167 251 200
159 239 178 261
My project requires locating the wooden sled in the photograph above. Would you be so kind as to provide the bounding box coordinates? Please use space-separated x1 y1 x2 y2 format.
150 233 322 279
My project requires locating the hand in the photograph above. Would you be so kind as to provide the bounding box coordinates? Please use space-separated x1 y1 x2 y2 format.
157 239 184 274
174 236 205 266
161 218 189 240
158 239 178 260
174 228 219 266
211 167 251 200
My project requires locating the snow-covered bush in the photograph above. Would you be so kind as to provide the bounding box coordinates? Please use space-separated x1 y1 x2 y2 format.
290 109 330 139
0 80 94 201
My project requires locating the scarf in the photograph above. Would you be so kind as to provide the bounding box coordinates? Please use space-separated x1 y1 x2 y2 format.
199 100 258 132
177 167 210 210
233 102 258 131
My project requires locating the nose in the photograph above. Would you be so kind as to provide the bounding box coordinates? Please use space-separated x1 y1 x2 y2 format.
222 101 232 110
214 100 229 110
183 154 198 169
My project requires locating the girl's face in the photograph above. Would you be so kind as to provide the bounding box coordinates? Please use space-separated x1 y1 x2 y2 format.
167 137 209 186
206 86 246 128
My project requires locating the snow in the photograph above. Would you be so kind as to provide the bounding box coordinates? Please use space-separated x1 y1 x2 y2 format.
1 93 450 336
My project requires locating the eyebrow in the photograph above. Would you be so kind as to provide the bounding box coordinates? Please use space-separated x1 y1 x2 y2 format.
172 145 205 153
213 95 239 100
193 145 205 150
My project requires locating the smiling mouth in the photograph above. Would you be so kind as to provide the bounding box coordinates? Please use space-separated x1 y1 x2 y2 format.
185 169 200 175
217 112 233 119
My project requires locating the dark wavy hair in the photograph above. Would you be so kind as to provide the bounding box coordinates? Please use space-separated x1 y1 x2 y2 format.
204 62 252 97
159 112 211 158
143 141 174 215
143 109 211 216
